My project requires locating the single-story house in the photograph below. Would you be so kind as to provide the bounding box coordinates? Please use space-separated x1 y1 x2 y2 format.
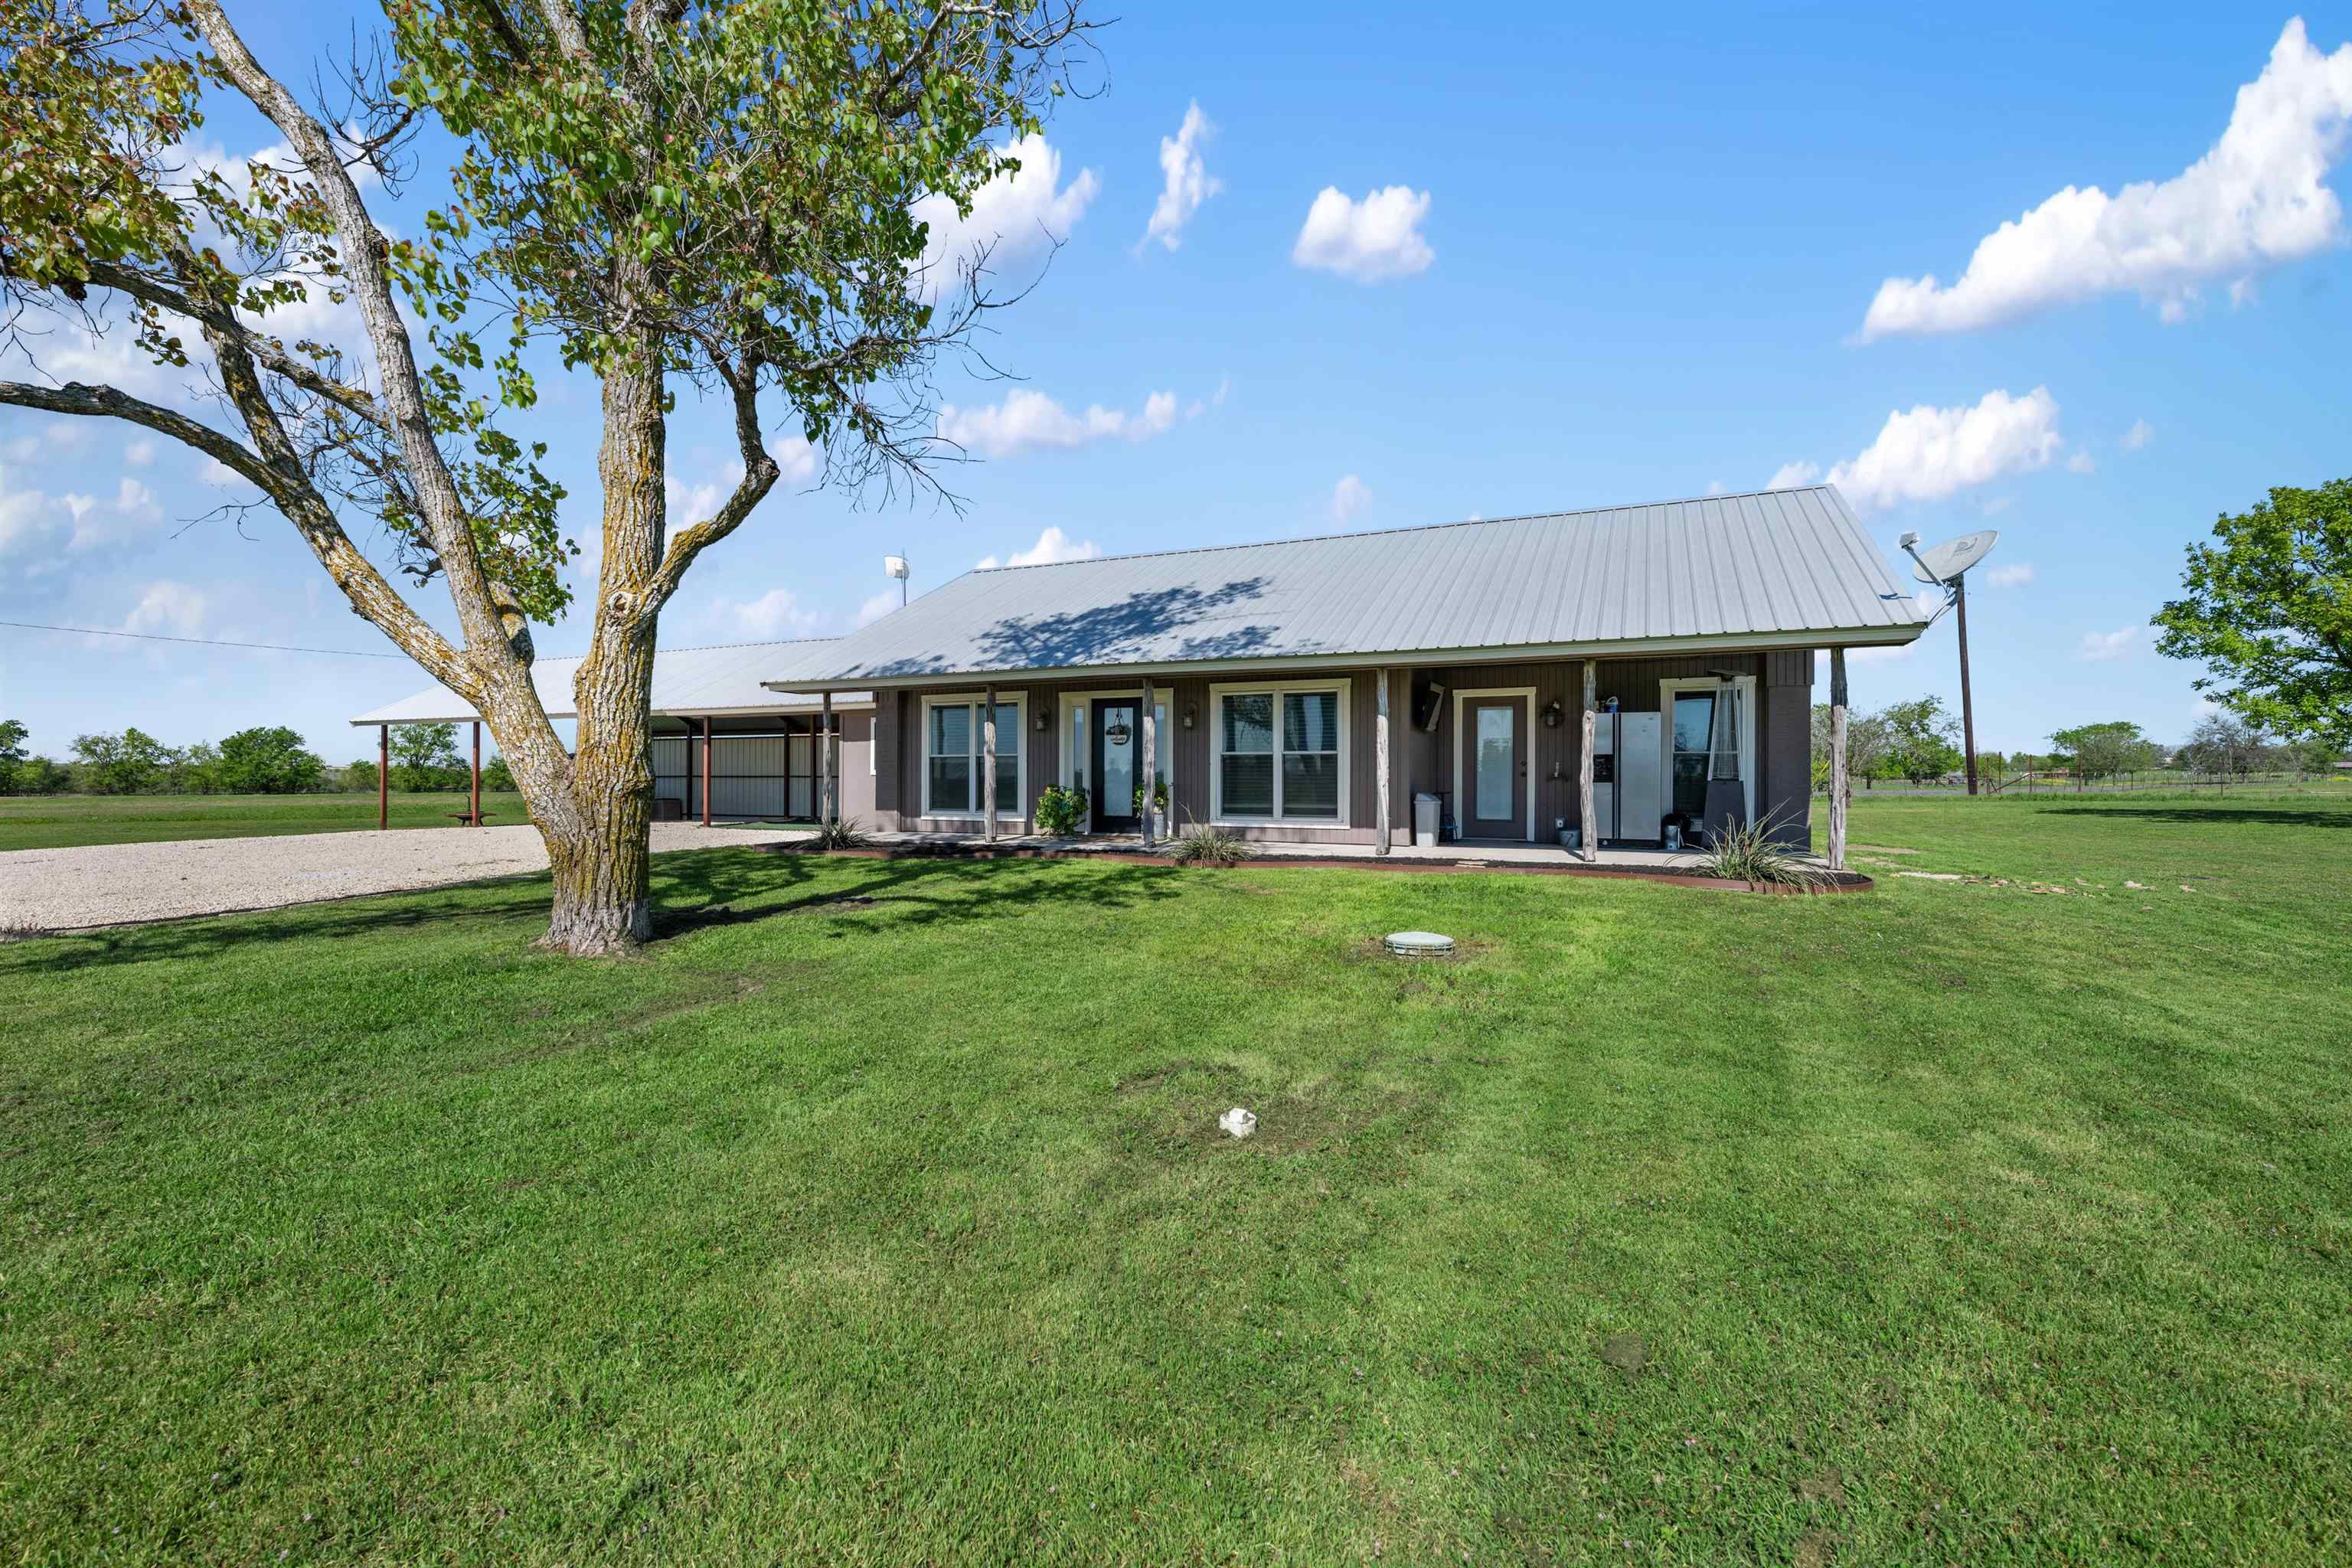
354 485 1925 856
763 484 1923 852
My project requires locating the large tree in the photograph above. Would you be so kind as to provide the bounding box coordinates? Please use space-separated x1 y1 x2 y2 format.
1 0 1089 952
2154 479 2352 752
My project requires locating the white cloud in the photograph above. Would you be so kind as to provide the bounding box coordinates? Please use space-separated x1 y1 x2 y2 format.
1329 474 1373 524
666 471 728 526
769 435 820 485
1140 101 1222 252
1981 495 2015 515
2121 418 2155 452
936 387 1183 458
854 590 900 628
1292 185 1435 282
976 525 1100 571
1986 562 2035 587
720 587 824 639
1704 480 1729 496
1858 20 2352 338
0 467 53 554
1775 387 2066 512
2077 625 2143 662
122 580 208 635
198 457 244 488
913 133 1099 302
123 439 155 467
2066 447 2098 475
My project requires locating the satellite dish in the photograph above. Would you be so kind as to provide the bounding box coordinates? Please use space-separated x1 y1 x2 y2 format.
1905 529 1998 584
883 555 910 581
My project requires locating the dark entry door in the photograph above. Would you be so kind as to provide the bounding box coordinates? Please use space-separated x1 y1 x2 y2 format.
1091 699 1141 833
1460 696 1527 838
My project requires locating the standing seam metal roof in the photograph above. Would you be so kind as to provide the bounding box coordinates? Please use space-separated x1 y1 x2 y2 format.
349 639 871 725
764 485 1926 688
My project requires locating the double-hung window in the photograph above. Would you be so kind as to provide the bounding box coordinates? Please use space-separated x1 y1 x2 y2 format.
1213 683 1345 823
923 695 1020 816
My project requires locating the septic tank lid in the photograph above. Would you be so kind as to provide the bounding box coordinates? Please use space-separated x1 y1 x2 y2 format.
1384 930 1455 958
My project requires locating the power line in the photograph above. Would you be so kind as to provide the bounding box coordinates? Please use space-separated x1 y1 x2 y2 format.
0 619 410 659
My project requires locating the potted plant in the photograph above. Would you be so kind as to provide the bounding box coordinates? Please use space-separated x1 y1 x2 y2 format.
1034 783 1088 837
1133 777 1170 837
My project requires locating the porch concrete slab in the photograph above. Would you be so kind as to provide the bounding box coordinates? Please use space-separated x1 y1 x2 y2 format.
816 828 1841 880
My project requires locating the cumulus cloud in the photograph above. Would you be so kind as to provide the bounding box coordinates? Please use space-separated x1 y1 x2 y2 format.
854 590 901 628
913 134 1099 303
123 439 155 467
666 471 728 526
1329 474 1373 524
2121 418 2155 451
976 525 1100 571
0 468 52 554
720 587 825 639
1986 562 2035 587
1292 185 1434 282
1770 387 2068 512
1858 20 2352 338
122 580 208 636
2066 447 2098 475
769 435 820 485
936 386 1185 458
2077 625 2143 662
1140 102 1222 252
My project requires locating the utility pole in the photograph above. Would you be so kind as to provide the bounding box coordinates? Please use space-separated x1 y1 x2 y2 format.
1955 575 1979 795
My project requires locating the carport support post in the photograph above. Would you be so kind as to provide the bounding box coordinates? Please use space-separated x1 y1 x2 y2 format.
1140 676 1157 851
469 721 481 826
1374 669 1391 855
701 716 713 827
982 684 997 842
1828 647 1850 872
377 723 388 831
820 693 834 825
1579 659 1598 864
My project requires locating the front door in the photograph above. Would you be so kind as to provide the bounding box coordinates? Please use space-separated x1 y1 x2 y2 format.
1091 699 1141 833
1461 696 1527 839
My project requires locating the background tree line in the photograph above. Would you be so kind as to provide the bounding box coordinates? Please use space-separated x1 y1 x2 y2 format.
1808 697 2340 795
0 720 514 797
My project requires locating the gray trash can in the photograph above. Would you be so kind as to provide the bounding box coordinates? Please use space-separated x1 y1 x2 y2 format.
1413 792 1442 846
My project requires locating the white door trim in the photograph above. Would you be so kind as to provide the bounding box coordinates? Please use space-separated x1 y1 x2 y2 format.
1451 685 1537 841
1658 675 1757 822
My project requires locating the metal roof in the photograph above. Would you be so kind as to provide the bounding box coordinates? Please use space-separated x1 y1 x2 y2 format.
349 639 871 725
764 485 1927 689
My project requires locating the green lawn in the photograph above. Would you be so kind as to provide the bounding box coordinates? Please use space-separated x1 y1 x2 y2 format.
0 790 529 851
5 795 2347 1563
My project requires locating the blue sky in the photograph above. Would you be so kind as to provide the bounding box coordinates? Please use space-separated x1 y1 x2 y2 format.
5 3 2350 762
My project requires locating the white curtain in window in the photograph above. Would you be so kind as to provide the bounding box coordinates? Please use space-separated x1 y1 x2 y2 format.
1709 684 1743 782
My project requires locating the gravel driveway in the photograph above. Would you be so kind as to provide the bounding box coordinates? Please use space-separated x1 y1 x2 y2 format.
2 822 814 934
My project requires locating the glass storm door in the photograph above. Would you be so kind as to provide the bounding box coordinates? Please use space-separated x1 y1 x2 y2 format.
1670 691 1716 818
1091 700 1141 833
1461 697 1526 838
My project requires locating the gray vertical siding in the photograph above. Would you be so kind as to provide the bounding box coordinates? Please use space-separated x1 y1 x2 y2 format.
870 648 1811 845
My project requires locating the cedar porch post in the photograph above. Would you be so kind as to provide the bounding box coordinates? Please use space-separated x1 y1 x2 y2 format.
821 693 835 825
1139 676 1157 850
1828 647 1850 872
1374 668 1391 855
377 722 388 831
469 720 481 825
701 715 713 827
1579 659 1598 863
982 684 997 841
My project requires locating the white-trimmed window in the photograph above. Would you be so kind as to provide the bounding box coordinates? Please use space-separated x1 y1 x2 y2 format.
922 694 1021 817
1659 675 1755 822
1210 679 1349 824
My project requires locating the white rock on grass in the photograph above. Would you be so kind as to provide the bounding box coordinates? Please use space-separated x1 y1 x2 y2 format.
1219 1107 1258 1139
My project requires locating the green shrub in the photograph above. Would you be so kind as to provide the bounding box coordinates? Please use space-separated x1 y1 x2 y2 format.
1687 810 1827 888
1164 818 1257 868
812 815 873 849
1034 783 1087 836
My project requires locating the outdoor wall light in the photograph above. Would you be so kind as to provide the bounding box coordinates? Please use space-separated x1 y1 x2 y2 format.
1541 698 1563 728
1183 703 1197 730
1034 709 1050 731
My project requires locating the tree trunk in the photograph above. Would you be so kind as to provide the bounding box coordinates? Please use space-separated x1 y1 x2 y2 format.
532 345 665 956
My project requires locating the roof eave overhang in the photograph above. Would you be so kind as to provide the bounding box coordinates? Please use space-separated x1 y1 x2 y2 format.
346 698 875 727
761 622 1932 694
